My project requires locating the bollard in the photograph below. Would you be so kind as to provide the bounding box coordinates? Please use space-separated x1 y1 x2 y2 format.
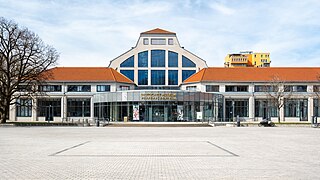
236 115 240 127
96 120 100 127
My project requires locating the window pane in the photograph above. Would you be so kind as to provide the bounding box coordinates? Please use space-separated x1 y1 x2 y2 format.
97 85 110 92
182 70 196 81
182 56 196 67
143 38 149 45
168 70 178 85
151 70 165 85
206 85 219 92
138 51 148 67
67 85 91 92
16 99 32 117
138 70 148 85
151 50 165 67
37 98 61 117
168 51 178 67
120 70 134 82
168 38 173 45
67 98 91 117
120 56 134 67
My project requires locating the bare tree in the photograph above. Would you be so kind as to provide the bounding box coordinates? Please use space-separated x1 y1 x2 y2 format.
0 17 58 123
265 75 292 123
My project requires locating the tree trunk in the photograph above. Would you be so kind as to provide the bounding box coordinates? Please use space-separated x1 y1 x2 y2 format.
278 108 281 123
0 100 10 124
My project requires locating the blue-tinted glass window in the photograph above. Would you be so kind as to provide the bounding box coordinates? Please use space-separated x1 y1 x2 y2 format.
138 51 148 67
97 85 110 92
138 70 148 85
182 70 196 81
168 70 178 85
120 70 134 82
168 51 178 67
182 56 196 67
120 56 134 67
151 70 165 85
151 50 165 67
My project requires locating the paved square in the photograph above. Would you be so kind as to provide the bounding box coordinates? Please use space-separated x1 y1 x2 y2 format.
0 126 319 179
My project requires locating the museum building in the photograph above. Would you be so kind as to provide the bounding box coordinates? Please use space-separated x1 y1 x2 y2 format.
9 28 320 123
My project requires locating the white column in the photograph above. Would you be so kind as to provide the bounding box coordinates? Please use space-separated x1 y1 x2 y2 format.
9 104 16 121
63 96 67 121
90 97 94 122
249 96 255 121
279 97 285 122
32 98 37 121
308 97 313 122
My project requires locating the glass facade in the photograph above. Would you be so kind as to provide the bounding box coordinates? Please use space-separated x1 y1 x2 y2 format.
67 98 91 117
182 56 196 67
314 99 320 117
37 98 61 120
138 51 148 67
168 51 178 67
93 91 224 122
254 99 278 118
151 70 165 85
225 99 249 121
16 99 32 117
284 99 308 120
138 70 148 85
151 50 165 67
120 70 134 82
182 70 196 82
168 70 178 85
120 56 134 67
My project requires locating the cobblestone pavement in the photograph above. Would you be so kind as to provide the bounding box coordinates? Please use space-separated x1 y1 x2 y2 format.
0 126 319 179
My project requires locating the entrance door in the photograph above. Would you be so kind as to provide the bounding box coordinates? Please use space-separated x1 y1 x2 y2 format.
152 106 164 122
45 106 54 121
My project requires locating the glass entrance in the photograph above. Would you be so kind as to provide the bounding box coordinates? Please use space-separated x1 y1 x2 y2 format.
152 105 164 122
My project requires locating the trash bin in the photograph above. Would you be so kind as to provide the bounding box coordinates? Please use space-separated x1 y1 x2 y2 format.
124 116 128 122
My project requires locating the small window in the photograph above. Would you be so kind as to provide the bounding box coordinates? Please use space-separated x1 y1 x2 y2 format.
206 85 219 92
67 85 91 92
314 85 320 92
120 86 130 90
151 38 166 45
225 85 248 92
39 85 62 92
17 85 32 92
168 38 173 45
186 86 197 91
143 38 149 45
97 85 110 92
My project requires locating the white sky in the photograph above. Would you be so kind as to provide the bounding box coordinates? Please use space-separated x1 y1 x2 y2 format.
1 0 320 67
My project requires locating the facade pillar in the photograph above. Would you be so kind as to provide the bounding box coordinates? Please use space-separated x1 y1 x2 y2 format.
90 97 94 123
62 96 67 121
9 104 16 121
308 97 313 122
279 97 285 122
249 96 255 121
32 98 37 121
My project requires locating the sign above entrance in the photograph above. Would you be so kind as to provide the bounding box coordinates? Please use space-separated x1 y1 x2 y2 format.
141 93 177 101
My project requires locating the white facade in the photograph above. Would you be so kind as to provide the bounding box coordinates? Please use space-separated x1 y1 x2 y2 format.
109 29 207 86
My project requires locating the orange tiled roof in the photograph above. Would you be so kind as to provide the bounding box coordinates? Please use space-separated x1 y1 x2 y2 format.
141 28 176 35
44 67 134 83
184 67 320 83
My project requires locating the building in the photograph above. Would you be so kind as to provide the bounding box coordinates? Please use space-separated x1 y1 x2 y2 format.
9 28 320 123
224 51 270 67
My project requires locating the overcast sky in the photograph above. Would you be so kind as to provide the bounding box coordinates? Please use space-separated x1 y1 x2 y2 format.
1 0 320 67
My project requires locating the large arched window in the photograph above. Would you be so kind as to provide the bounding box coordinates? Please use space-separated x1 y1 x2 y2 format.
182 70 196 81
120 56 134 67
168 51 178 67
182 56 196 67
151 50 165 67
120 70 134 81
138 51 148 67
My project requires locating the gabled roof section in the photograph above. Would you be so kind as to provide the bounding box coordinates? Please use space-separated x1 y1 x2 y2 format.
43 67 134 83
141 28 176 35
183 67 320 83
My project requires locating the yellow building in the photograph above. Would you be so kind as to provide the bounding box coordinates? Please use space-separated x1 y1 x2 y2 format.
224 51 270 67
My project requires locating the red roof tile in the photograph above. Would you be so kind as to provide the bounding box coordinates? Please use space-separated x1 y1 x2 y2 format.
184 67 320 83
141 28 176 35
44 67 134 83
